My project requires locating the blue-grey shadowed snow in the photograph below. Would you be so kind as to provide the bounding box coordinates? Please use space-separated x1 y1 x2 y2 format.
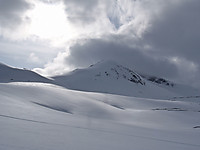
193 126 200 129
32 102 73 114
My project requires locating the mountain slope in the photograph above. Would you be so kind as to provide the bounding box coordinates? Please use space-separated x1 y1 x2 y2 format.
0 63 51 83
141 74 200 97
53 61 193 99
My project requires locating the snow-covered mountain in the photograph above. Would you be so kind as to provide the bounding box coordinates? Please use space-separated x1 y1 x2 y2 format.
141 74 200 97
0 61 200 150
53 61 199 99
141 74 174 87
0 63 51 83
0 61 198 99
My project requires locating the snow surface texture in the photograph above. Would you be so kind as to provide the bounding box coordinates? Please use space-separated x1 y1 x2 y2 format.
0 82 200 150
0 61 200 150
53 60 200 99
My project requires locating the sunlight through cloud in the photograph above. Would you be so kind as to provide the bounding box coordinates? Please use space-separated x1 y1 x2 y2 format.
27 0 77 46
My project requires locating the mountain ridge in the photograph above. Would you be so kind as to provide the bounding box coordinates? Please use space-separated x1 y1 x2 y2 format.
52 60 199 99
0 62 51 83
0 61 199 99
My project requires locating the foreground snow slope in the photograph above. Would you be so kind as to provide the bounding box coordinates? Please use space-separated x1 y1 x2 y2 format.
0 82 200 150
53 61 199 99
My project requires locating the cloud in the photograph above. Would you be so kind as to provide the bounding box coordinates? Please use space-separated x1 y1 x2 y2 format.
0 0 33 39
28 52 41 63
62 0 182 35
0 0 199 88
144 0 200 63
62 0 151 35
62 0 101 24
36 0 200 89
33 51 71 76
0 37 59 69
141 0 200 87
37 37 178 79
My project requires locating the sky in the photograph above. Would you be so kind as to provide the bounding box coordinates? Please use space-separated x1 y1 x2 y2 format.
0 0 200 89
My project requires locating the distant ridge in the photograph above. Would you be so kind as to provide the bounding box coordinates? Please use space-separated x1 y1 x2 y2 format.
0 62 51 83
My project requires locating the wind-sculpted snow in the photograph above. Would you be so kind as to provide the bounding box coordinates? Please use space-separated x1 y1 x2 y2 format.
0 83 200 150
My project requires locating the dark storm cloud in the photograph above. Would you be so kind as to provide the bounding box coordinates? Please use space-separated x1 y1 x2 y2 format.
141 0 200 87
64 37 178 79
0 0 32 29
144 0 200 64
57 0 200 87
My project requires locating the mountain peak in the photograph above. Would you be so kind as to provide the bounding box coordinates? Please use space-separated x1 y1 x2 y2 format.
89 60 119 68
87 60 145 85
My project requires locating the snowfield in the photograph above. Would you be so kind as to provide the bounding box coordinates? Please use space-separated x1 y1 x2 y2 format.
0 82 200 150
